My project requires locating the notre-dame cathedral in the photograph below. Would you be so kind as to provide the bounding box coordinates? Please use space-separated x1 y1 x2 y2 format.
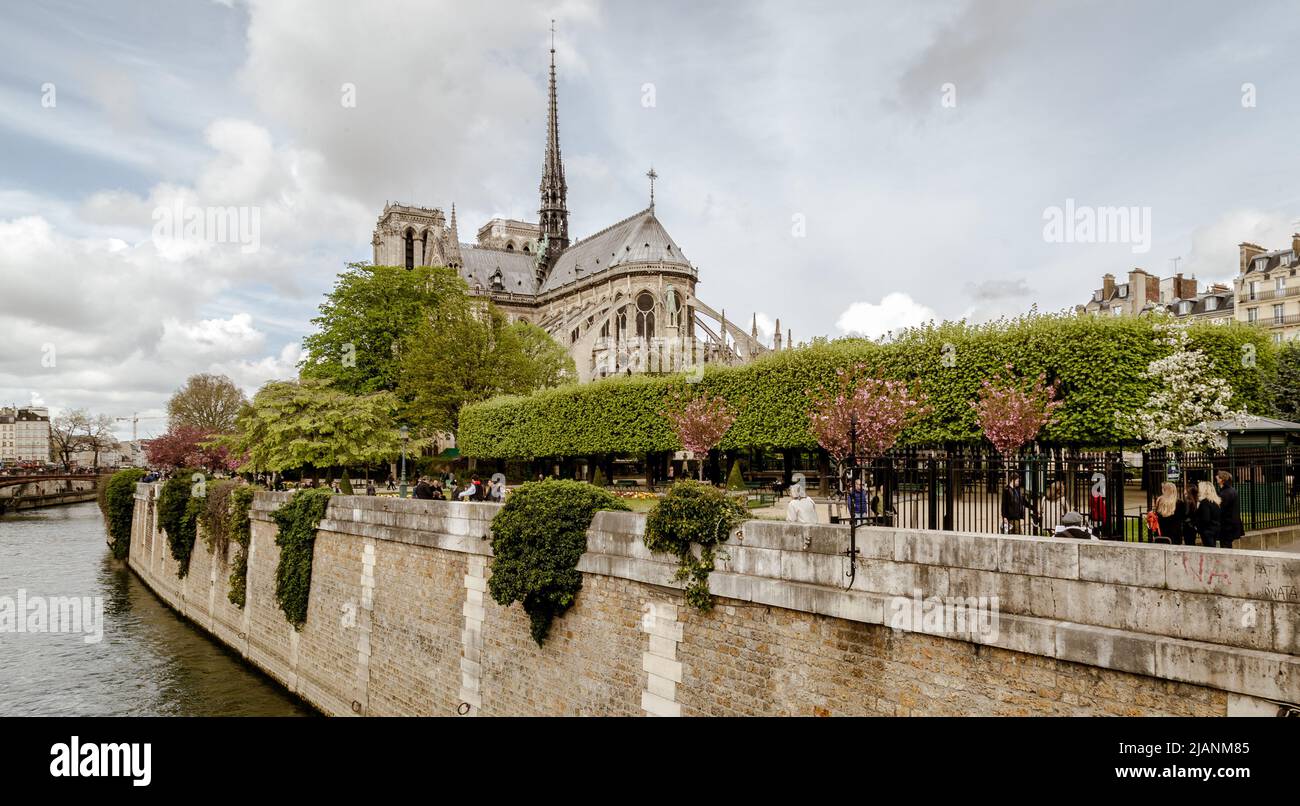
372 36 782 382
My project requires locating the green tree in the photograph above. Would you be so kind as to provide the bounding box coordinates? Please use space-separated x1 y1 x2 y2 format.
1268 341 1300 421
399 299 575 436
229 378 414 492
301 262 468 394
167 373 247 432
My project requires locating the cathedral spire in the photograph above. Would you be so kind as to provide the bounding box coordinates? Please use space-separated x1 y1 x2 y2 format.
538 19 569 280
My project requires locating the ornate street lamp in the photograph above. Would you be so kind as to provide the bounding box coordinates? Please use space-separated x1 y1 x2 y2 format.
399 425 410 499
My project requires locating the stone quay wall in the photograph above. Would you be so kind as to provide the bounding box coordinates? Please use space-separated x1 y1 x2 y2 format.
127 485 1300 716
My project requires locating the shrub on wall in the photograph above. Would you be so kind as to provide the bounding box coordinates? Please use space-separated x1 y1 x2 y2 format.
270 487 333 629
459 315 1275 458
643 480 749 611
226 485 257 609
199 479 238 558
487 479 629 645
99 468 146 560
158 470 207 578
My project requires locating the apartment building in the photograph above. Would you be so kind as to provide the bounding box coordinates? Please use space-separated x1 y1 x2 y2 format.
1234 237 1300 343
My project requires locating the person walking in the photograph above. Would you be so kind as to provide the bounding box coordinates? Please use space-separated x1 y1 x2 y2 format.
1154 481 1188 545
365 479 376 496
1216 471 1243 549
1001 475 1027 535
1195 480 1223 548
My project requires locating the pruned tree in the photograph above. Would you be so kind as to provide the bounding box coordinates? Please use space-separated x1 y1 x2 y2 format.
807 365 928 461
971 367 1062 458
663 392 736 481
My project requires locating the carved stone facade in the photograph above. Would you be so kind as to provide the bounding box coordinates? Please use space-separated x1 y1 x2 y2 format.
371 40 776 382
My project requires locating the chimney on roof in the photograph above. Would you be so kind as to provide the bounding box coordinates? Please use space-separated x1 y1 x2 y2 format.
1102 273 1115 299
1240 242 1266 273
774 319 782 351
1293 233 1300 256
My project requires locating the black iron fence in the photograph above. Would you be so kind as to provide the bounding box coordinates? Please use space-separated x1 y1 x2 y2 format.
827 446 1299 541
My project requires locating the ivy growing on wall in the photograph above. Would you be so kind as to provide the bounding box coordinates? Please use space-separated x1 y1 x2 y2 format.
270 487 333 629
99 467 145 560
459 315 1275 457
643 480 749 611
227 485 256 609
199 480 238 558
487 479 629 645
158 470 206 579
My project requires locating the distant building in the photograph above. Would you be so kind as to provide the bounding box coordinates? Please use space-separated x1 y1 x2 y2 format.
1234 237 1300 343
0 406 52 464
1077 268 1234 324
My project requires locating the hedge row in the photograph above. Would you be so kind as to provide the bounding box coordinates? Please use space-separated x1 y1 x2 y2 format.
458 314 1275 458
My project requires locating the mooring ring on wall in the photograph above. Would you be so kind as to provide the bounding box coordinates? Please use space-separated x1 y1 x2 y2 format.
457 702 472 715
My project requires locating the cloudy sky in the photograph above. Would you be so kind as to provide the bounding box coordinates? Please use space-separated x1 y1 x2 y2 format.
3 0 1300 439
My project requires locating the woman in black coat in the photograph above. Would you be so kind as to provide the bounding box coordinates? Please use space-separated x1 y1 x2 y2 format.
1154 482 1188 544
1195 481 1223 548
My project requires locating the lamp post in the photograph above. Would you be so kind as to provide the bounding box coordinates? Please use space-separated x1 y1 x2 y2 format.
399 425 409 499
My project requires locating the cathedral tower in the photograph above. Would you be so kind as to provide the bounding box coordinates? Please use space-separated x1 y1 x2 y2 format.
537 24 569 283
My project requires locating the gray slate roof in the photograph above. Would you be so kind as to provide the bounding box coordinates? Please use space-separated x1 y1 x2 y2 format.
539 207 690 294
460 246 538 295
1204 415 1300 432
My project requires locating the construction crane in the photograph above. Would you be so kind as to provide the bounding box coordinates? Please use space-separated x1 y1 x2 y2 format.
115 413 166 442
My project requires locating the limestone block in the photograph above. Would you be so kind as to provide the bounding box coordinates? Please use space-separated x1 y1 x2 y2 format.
1078 541 1167 588
998 535 1079 579
895 530 999 571
1055 622 1156 676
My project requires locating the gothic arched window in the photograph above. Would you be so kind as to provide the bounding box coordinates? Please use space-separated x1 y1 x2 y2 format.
616 306 628 343
404 229 415 269
636 292 656 339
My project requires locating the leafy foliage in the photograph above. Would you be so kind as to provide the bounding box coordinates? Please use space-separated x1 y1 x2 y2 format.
486 480 629 645
460 314 1275 457
590 466 607 487
167 373 246 432
270 488 333 629
643 480 749 611
399 298 575 436
158 471 206 578
99 468 146 560
301 263 468 394
808 367 927 460
198 480 238 557
726 460 746 491
1116 322 1247 451
146 424 239 472
663 392 735 480
972 367 1062 457
229 377 410 474
1268 340 1300 422
227 485 257 609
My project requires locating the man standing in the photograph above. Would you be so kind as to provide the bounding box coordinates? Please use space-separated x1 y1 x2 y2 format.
1002 475 1027 535
1216 471 1243 549
847 478 869 524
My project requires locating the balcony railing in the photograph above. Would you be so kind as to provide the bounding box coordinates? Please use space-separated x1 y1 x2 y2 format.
1246 313 1300 328
1240 284 1300 303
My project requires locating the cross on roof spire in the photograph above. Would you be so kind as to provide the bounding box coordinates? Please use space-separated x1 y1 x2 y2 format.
646 166 658 210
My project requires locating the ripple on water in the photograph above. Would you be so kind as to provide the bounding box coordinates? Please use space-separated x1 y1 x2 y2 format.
0 502 312 716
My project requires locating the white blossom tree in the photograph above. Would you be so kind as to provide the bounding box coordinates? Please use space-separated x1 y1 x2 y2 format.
1118 322 1247 451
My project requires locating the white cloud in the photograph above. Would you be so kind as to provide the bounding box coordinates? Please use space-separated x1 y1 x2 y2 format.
836 293 938 340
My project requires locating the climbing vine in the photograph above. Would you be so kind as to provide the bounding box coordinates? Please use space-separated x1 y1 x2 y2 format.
270 487 333 629
226 485 256 609
158 470 206 578
487 479 629 645
643 480 749 611
99 467 145 560
199 480 238 558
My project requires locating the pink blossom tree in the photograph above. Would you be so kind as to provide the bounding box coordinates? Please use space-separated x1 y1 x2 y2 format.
971 367 1062 459
807 365 928 463
145 425 241 473
663 393 736 482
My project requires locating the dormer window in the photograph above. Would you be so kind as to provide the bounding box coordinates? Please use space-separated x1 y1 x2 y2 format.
1283 254 1294 267
1093 290 1102 302
1118 285 1128 297
1256 258 1268 271
1179 301 1193 315
1205 297 1217 311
